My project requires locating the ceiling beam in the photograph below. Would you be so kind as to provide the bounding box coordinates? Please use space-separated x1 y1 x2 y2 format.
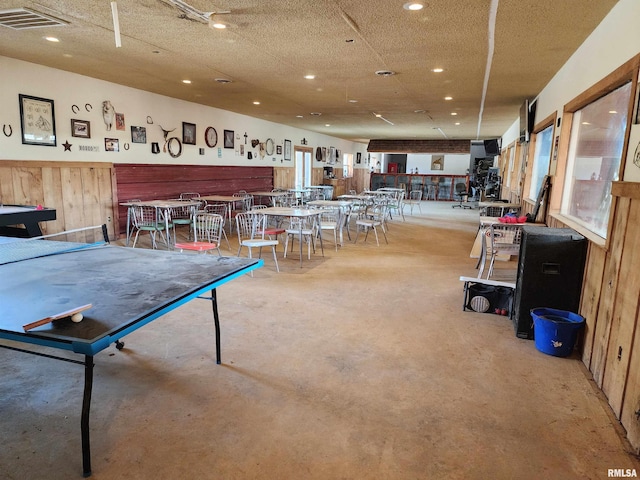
367 139 471 154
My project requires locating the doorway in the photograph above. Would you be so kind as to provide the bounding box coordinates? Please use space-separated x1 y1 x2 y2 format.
294 146 313 189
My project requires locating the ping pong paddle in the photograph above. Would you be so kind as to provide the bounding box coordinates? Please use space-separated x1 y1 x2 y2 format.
23 304 93 331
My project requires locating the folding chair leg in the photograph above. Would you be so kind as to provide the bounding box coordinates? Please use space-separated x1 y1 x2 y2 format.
221 229 231 251
271 246 280 272
247 247 254 277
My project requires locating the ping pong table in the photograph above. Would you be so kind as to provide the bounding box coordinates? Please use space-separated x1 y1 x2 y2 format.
0 228 262 477
0 204 57 237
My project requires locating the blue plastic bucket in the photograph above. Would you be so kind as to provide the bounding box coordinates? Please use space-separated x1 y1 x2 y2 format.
530 307 585 357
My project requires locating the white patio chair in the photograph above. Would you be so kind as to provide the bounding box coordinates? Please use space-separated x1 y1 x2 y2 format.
236 212 280 275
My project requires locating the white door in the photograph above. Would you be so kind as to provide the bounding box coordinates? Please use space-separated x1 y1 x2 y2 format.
294 148 313 189
295 150 304 190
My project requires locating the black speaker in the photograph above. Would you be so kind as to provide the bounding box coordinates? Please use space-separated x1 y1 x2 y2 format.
512 226 587 339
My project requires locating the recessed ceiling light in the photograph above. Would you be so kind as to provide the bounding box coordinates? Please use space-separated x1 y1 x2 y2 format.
44 36 59 42
414 109 426 114
211 22 226 29
581 121 591 125
375 70 396 77
325 124 331 127
310 112 322 116
348 99 358 103
253 101 260 105
152 50 160 54
450 112 457 116
346 39 355 43
296 115 304 118
182 79 191 84
62 53 73 58
454 122 460 125
432 68 444 73
403 2 424 11
215 78 232 83
444 96 453 100
609 110 617 114
304 74 315 80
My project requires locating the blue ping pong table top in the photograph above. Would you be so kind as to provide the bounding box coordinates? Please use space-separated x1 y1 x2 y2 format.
0 244 262 355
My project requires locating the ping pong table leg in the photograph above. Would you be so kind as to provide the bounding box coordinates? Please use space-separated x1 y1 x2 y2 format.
210 289 221 364
81 355 94 477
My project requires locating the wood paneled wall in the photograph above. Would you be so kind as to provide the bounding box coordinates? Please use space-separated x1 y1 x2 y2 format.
273 166 295 190
0 160 116 238
273 166 370 196
539 182 640 452
114 164 273 235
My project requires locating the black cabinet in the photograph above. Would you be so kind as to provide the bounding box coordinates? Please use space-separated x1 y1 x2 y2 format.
512 226 587 339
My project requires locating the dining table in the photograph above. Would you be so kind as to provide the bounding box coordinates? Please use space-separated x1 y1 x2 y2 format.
259 206 325 267
198 194 246 228
119 199 201 248
248 191 289 206
337 194 374 203
287 188 312 204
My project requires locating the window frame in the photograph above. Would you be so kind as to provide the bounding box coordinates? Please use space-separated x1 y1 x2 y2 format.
526 113 556 203
549 55 639 246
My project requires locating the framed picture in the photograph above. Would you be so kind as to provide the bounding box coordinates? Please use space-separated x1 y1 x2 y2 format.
105 137 119 152
431 155 444 170
19 94 56 146
115 113 125 131
224 129 234 149
284 139 292 161
182 122 196 145
131 126 147 144
356 152 362 164
71 119 91 138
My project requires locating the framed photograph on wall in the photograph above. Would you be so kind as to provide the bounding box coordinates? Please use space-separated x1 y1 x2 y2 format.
224 129 234 148
284 139 292 161
131 126 146 144
105 138 119 152
115 113 125 131
71 119 91 138
431 155 444 171
19 94 57 146
182 122 196 145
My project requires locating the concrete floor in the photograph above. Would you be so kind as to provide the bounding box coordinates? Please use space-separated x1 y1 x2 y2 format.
2 202 639 479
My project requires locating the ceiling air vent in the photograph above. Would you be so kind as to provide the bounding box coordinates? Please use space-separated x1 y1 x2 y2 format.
0 8 67 30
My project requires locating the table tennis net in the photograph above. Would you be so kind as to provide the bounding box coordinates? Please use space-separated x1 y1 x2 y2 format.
0 225 109 265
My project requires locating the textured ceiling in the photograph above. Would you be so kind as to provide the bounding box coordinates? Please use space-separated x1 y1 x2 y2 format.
0 0 618 143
